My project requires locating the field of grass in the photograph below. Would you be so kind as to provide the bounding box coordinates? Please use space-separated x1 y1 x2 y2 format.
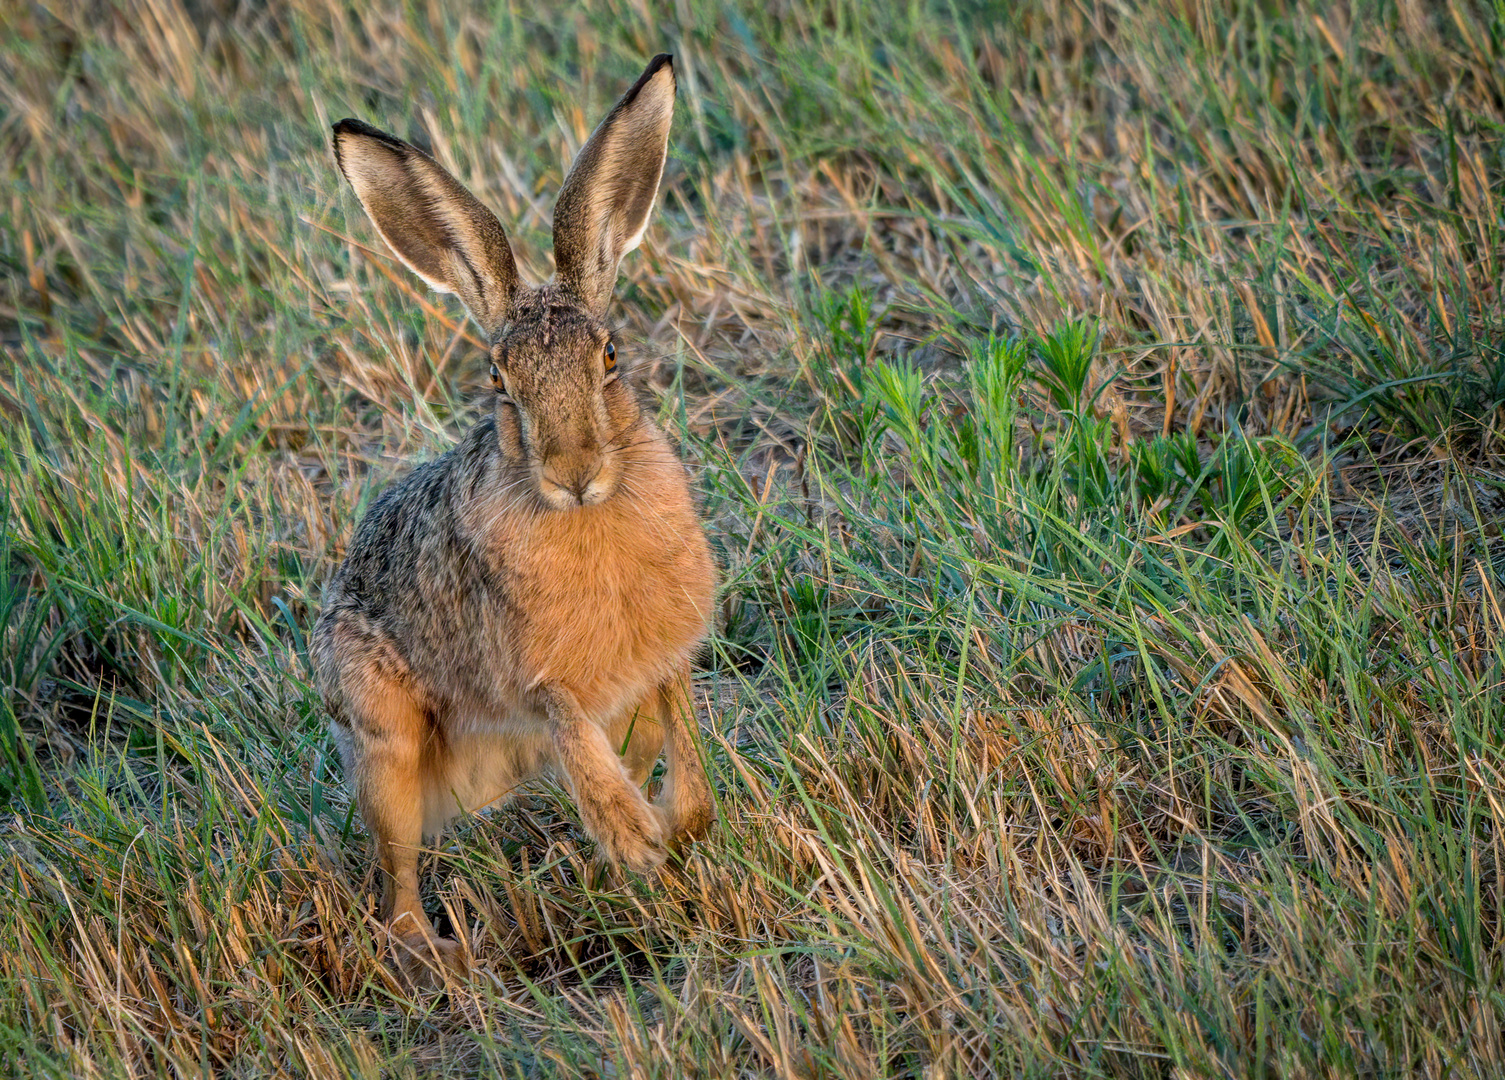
4 0 1505 1075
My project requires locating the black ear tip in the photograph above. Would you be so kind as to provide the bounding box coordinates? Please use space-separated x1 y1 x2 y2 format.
644 53 674 81
331 118 410 155
618 53 676 106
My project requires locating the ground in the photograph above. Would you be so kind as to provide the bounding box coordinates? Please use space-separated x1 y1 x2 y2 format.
2 0 1505 1076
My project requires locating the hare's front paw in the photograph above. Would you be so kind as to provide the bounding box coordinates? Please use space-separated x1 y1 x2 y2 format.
588 793 668 874
661 799 713 848
389 928 469 990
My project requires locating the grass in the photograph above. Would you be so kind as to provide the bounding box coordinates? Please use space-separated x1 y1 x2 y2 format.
3 0 1505 1074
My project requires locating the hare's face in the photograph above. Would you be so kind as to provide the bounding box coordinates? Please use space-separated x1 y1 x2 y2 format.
333 55 677 508
490 291 640 510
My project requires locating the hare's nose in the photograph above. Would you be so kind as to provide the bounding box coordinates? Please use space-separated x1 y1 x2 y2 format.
567 460 604 499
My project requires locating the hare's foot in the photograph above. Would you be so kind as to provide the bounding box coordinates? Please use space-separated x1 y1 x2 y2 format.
388 925 469 990
585 787 669 874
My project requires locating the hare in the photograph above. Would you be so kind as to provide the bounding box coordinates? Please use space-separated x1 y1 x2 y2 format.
312 54 716 979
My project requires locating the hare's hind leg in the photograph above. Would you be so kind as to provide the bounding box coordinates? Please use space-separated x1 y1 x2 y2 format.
340 672 466 979
653 667 714 843
544 686 667 873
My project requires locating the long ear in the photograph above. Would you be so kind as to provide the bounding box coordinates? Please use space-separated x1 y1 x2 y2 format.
332 119 518 334
551 54 675 315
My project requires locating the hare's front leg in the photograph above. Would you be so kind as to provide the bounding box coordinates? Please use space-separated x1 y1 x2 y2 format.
544 686 667 873
342 676 465 978
653 667 714 842
614 702 665 789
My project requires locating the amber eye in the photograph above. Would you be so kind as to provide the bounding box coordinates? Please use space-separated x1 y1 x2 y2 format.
603 341 617 373
489 358 511 399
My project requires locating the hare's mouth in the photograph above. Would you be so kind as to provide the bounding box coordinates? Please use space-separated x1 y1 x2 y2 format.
539 461 611 509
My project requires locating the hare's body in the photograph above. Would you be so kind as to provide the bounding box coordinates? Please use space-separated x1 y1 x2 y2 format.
317 411 714 836
311 56 715 978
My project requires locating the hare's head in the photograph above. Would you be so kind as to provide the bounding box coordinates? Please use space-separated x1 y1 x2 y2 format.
331 55 676 510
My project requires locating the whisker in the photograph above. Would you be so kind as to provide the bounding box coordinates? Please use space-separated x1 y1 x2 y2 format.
615 477 681 544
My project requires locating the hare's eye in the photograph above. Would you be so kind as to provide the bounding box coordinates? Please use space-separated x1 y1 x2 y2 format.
489 362 512 400
603 341 617 374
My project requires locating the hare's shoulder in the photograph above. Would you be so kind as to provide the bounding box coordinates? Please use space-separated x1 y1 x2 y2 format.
329 419 499 595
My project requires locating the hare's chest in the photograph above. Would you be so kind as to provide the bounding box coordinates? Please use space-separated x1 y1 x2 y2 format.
507 512 714 714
